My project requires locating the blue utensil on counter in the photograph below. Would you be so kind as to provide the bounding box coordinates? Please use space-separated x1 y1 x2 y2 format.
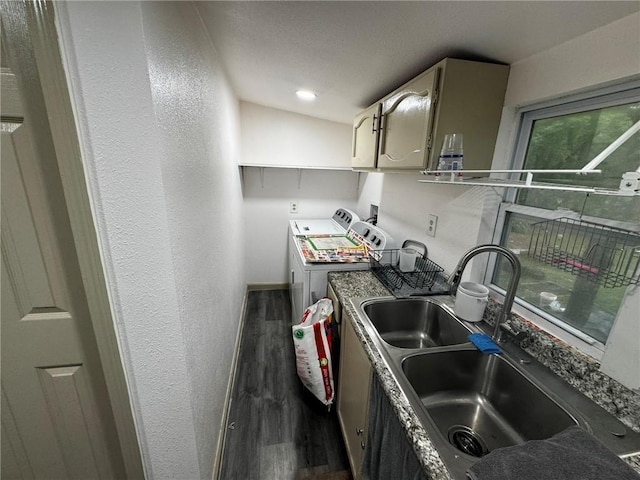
468 333 502 354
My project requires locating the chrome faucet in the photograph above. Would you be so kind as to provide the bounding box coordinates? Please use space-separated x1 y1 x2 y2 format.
449 244 521 342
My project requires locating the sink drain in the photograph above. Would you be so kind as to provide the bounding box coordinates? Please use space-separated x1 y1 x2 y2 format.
448 426 489 458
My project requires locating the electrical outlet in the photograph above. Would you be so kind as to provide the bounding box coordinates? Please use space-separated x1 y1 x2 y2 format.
427 214 438 237
290 202 299 214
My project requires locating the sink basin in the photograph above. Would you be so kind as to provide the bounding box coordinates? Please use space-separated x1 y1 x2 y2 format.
362 298 471 348
351 295 640 478
402 349 578 457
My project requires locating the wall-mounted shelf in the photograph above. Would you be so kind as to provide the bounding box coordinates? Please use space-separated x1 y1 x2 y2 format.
418 119 640 196
418 170 640 196
239 164 359 189
239 163 352 171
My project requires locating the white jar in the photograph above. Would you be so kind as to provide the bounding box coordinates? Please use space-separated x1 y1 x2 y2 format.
454 282 489 323
398 248 418 272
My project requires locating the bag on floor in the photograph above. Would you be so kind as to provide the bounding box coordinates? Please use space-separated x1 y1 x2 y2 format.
292 298 335 406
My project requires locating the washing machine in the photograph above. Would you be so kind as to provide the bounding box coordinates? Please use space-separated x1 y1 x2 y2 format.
289 208 359 237
289 220 395 324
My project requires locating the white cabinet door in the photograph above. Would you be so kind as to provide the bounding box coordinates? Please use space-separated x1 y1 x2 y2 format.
351 103 381 170
376 67 439 170
337 319 372 479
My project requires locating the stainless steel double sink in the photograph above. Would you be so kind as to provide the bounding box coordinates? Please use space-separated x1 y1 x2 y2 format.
352 296 640 479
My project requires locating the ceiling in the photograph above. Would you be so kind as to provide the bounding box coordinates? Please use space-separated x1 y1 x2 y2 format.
196 1 639 125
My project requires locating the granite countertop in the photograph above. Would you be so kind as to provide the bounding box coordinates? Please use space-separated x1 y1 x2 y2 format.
328 270 640 479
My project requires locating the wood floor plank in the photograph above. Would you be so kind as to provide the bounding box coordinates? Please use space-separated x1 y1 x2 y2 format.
220 289 350 479
259 442 296 480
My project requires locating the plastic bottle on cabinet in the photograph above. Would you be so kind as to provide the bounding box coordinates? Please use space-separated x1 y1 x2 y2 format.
436 133 464 180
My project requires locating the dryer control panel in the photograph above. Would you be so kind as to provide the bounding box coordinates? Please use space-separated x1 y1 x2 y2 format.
349 221 395 250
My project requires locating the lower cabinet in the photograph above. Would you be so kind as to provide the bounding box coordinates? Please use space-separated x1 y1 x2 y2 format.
337 316 372 479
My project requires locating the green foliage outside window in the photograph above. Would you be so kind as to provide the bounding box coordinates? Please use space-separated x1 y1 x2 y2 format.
518 102 640 223
493 97 639 345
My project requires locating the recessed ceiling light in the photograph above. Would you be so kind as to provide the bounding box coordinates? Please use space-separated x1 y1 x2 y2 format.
296 89 317 101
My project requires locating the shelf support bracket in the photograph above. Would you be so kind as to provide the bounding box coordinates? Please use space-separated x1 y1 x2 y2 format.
580 119 640 172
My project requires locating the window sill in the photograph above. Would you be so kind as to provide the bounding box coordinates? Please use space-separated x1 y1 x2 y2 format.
488 288 605 361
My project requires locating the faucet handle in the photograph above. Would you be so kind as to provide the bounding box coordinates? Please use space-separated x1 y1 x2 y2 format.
448 270 461 288
499 321 528 344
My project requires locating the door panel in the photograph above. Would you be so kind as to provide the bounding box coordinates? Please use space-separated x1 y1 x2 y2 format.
352 103 381 169
1 68 125 480
377 68 438 169
1 387 35 480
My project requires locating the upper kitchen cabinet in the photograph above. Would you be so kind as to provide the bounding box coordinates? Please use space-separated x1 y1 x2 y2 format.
240 102 353 170
352 58 509 172
377 67 439 170
351 103 381 170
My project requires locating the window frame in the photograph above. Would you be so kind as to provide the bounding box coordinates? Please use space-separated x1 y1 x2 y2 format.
484 82 640 356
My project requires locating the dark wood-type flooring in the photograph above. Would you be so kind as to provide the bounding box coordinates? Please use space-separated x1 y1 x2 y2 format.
219 289 352 480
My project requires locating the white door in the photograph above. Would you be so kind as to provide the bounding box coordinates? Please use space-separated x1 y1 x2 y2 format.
0 5 134 477
1 66 127 480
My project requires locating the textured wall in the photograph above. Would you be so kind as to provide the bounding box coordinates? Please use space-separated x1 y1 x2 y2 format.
239 102 359 284
375 174 495 277
243 167 358 284
140 2 245 477
504 12 640 108
56 1 244 478
240 101 352 169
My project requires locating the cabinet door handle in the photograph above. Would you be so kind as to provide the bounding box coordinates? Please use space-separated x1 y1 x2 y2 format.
355 428 363 436
291 270 294 285
372 114 377 134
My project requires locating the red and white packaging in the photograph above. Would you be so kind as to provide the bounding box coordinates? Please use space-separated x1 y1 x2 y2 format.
291 298 334 406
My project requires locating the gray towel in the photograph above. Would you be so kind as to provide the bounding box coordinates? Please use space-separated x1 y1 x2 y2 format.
467 425 640 480
361 374 426 480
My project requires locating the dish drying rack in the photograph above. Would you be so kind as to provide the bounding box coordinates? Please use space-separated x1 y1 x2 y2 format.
528 217 640 288
369 249 451 297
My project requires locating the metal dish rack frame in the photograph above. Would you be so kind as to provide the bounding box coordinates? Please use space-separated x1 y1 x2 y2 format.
369 249 446 294
528 217 640 288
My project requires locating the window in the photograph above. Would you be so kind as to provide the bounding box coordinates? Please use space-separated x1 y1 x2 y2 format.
490 86 640 347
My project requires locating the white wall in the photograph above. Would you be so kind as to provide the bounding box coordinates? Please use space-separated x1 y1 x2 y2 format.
141 2 245 474
362 12 640 387
243 167 359 284
240 101 353 169
56 1 245 478
356 171 384 219
240 103 359 284
374 175 501 276
503 12 640 108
